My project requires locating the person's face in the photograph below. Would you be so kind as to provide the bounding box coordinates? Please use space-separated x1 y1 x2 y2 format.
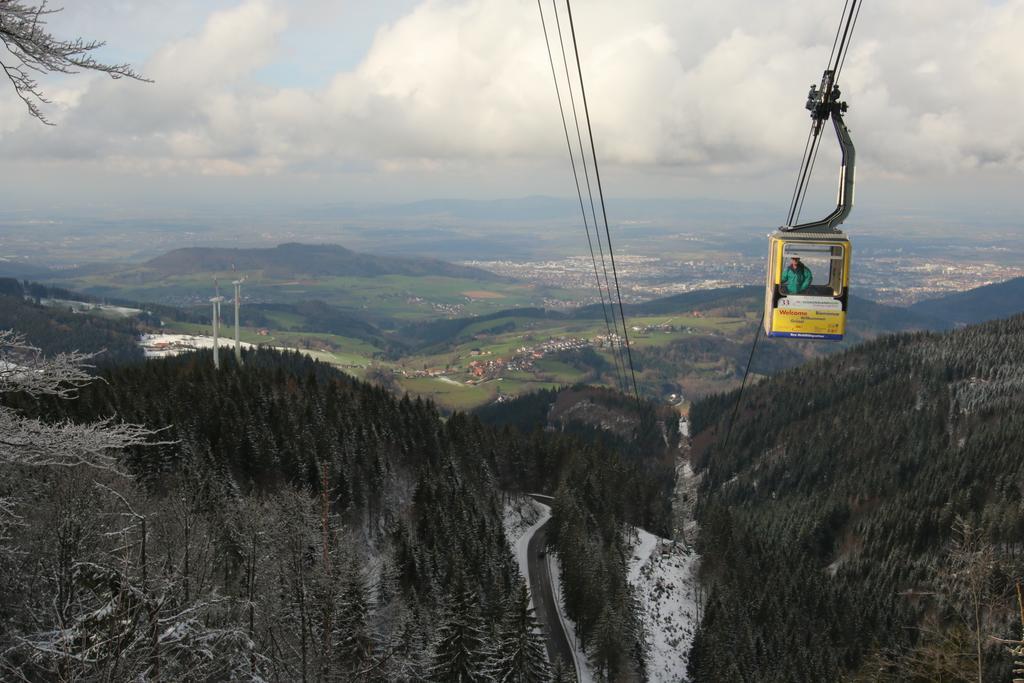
790 258 800 269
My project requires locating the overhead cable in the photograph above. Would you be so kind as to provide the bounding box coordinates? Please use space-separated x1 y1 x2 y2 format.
536 0 628 394
564 0 643 408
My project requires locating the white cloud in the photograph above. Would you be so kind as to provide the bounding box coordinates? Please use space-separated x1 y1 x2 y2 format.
0 0 1022 193
148 0 287 87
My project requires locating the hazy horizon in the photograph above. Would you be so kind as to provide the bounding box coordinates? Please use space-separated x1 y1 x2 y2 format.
0 0 1018 228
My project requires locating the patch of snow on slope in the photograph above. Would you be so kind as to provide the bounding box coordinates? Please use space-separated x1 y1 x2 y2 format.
628 528 661 584
503 496 549 592
629 528 700 682
138 333 257 358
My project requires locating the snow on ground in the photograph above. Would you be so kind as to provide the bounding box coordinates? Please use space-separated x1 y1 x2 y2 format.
138 333 352 366
628 528 661 584
503 496 699 682
503 496 550 599
139 333 256 358
39 298 142 318
629 529 700 682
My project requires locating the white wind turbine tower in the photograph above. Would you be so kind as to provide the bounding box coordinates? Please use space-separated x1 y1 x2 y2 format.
210 279 225 370
232 275 246 365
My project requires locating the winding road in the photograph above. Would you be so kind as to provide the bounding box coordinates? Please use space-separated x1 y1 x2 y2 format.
526 494 579 680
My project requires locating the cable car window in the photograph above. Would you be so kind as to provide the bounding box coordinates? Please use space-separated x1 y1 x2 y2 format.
780 243 845 297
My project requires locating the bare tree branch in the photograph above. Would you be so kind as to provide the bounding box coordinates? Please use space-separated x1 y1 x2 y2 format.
0 411 164 469
0 329 169 469
0 330 98 398
0 1 150 124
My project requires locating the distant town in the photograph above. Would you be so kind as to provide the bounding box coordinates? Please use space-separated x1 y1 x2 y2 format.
463 253 1024 307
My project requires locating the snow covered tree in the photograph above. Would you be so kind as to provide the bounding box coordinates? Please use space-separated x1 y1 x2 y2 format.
0 332 155 469
430 588 491 682
945 516 1002 683
259 488 319 682
9 479 261 681
551 658 575 683
335 551 376 677
487 579 552 682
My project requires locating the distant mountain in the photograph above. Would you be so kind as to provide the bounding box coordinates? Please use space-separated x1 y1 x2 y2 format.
0 258 53 279
909 276 1024 325
394 307 567 354
574 287 759 318
246 300 393 350
296 195 774 224
143 242 505 281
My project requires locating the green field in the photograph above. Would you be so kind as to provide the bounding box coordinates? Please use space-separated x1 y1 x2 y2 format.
60 270 586 323
156 304 748 411
99 265 773 412
162 321 382 368
397 377 498 411
382 310 754 409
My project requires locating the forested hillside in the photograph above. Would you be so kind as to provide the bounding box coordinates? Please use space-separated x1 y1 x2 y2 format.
0 346 669 679
478 385 678 678
910 276 1024 325
0 287 143 366
142 242 504 280
688 315 1024 681
478 385 677 533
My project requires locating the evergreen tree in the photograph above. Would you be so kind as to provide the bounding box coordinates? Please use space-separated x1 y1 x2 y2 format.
550 658 575 683
488 580 552 683
430 588 491 682
336 552 375 676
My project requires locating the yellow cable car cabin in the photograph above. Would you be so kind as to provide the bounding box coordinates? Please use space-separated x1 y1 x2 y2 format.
765 232 850 340
765 69 856 341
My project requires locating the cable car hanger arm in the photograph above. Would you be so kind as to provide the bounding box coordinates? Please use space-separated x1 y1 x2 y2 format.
782 69 856 234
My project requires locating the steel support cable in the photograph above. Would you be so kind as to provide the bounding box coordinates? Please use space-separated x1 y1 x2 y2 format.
831 0 860 75
552 0 614 309
826 0 852 69
564 0 642 407
793 129 826 225
790 126 823 223
788 136 816 225
549 0 629 390
788 0 860 227
834 0 862 83
788 127 825 226
536 0 628 394
785 126 817 225
720 311 764 455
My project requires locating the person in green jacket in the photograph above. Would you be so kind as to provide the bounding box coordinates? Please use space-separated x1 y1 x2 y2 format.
781 256 812 294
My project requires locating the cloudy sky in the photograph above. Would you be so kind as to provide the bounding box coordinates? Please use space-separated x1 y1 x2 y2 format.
0 0 1021 220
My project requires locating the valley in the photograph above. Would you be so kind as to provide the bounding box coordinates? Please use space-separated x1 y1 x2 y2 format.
12 236 1014 414
10 239 1023 681
0 1 1021 680
43 243 586 321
